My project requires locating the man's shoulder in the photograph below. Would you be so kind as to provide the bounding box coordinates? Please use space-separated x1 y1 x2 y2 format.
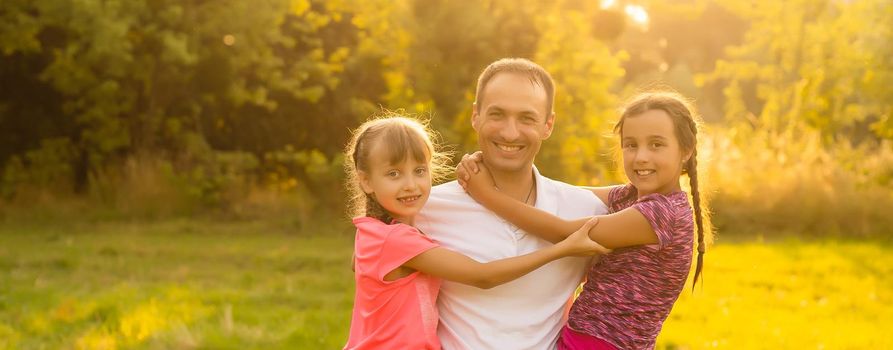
431 180 466 195
424 181 478 209
538 175 608 215
539 175 596 199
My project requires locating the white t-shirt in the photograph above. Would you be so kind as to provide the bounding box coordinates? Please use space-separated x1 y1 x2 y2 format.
415 167 608 350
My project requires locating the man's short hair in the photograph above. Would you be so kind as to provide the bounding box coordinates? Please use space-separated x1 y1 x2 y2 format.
474 58 556 116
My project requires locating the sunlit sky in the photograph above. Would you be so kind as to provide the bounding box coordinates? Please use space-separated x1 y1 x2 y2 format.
601 0 651 28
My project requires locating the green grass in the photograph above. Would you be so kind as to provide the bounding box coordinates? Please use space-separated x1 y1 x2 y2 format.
1 220 890 349
0 219 355 349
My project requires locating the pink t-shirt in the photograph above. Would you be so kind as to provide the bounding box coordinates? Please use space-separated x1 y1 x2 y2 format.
567 184 694 349
344 217 442 350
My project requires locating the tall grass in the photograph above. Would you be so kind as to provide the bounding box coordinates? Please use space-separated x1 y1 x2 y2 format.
0 151 342 228
703 126 893 237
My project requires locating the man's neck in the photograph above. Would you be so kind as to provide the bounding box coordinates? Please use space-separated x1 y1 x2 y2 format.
490 166 536 203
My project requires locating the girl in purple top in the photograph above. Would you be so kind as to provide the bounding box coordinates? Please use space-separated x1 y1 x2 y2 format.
458 91 711 349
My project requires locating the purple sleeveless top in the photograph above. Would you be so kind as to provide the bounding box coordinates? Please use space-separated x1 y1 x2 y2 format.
567 184 694 349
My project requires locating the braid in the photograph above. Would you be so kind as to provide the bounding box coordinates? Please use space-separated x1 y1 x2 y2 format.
688 149 706 291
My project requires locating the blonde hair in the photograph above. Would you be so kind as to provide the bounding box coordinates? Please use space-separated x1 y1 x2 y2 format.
344 114 451 222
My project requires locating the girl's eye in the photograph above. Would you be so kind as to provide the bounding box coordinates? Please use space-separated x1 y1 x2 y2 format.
387 171 399 177
651 142 663 148
623 143 637 149
415 167 428 175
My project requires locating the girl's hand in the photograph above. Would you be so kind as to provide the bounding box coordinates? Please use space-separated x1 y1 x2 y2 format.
456 151 495 197
556 217 612 257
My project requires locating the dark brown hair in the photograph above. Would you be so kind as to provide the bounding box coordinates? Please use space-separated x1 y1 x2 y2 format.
614 91 712 290
344 114 450 223
474 58 556 115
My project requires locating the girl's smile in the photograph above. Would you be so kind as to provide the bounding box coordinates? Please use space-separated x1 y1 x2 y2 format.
621 109 691 197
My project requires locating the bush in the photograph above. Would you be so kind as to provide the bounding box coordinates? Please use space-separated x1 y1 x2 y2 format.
705 126 893 237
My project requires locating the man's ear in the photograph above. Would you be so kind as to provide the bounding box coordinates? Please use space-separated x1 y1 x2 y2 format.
471 103 481 132
543 112 556 139
358 170 373 195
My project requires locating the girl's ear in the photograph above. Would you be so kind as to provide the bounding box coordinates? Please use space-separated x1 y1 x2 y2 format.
358 170 374 194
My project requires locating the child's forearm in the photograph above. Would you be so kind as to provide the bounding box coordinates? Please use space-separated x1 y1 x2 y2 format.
476 187 587 243
407 243 575 290
469 242 572 289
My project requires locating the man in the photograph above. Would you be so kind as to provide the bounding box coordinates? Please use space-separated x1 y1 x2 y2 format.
415 58 609 349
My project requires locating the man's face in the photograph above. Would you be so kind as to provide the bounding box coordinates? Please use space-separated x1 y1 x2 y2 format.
471 73 554 176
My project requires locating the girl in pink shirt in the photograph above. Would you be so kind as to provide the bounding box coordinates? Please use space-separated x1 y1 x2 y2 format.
342 115 609 350
459 92 712 349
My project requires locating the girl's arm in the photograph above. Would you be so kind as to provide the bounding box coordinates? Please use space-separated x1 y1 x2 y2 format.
456 154 658 249
404 218 605 289
579 186 616 204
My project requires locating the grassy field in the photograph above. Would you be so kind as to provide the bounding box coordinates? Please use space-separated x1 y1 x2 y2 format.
0 220 890 349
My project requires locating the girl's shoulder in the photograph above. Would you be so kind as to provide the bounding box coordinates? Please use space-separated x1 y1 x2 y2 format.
607 183 637 211
353 217 420 239
638 190 690 209
634 191 693 234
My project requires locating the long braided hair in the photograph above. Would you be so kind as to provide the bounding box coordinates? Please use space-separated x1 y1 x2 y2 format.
614 92 712 290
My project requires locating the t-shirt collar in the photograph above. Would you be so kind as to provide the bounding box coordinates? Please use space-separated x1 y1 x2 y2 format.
531 165 558 214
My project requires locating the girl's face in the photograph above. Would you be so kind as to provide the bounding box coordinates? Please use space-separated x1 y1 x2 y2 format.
621 109 691 197
359 140 432 225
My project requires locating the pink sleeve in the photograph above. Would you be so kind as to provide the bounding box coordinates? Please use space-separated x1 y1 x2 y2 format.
632 194 676 250
373 225 440 281
607 184 636 212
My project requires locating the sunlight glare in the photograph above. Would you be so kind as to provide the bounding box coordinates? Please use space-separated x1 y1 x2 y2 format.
625 4 650 28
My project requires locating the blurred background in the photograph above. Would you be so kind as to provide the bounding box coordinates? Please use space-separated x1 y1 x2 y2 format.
0 0 891 348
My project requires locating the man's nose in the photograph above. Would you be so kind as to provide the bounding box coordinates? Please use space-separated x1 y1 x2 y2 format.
498 119 521 141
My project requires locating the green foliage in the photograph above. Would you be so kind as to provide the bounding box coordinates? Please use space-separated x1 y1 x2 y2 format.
534 0 627 184
2 137 76 197
1 0 891 236
704 0 893 142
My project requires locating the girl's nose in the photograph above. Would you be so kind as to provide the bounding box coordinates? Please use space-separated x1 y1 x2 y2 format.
635 148 650 163
402 176 417 190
